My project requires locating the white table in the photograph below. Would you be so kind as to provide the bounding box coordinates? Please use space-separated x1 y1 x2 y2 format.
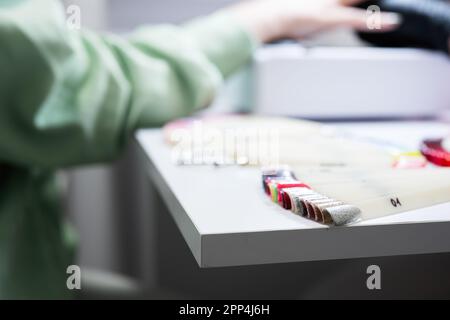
136 121 450 268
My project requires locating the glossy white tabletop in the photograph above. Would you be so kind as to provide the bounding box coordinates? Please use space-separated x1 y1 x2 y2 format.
136 121 450 267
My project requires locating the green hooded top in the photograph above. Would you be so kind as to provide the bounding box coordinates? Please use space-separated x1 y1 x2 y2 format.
0 0 256 298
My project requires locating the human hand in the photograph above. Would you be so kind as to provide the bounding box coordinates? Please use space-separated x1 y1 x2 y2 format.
228 0 401 43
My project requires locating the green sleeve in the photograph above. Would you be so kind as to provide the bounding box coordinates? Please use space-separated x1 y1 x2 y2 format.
0 0 257 168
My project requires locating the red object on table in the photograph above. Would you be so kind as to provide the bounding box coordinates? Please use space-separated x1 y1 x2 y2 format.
420 138 450 167
275 182 311 206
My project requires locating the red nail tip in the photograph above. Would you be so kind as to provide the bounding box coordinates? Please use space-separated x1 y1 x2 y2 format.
421 138 450 167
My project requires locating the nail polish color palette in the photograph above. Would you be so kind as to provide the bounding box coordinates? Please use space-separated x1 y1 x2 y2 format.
164 115 450 226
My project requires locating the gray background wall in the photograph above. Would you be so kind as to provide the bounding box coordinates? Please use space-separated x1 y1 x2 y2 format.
109 0 234 29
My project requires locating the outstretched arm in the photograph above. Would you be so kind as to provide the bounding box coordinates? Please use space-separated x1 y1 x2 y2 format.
0 0 399 168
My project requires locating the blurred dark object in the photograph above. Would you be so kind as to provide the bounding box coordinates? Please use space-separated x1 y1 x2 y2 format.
357 0 450 54
0 163 12 183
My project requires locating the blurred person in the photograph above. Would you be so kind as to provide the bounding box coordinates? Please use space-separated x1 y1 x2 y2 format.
0 0 400 299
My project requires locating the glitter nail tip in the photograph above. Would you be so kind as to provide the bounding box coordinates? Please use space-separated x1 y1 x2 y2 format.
323 205 362 226
261 168 363 226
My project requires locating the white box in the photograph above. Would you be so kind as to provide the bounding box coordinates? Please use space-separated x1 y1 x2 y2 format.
227 44 450 119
